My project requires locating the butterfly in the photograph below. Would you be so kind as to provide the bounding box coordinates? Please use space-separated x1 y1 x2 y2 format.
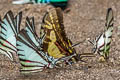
12 0 68 10
0 11 22 61
17 16 75 73
88 8 114 61
40 8 78 64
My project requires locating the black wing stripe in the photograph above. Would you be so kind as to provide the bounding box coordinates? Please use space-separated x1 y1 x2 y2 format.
0 23 7 31
0 31 6 36
15 11 22 35
0 48 13 60
0 41 16 52
20 29 38 50
4 11 16 35
26 17 38 40
106 8 113 28
17 33 47 61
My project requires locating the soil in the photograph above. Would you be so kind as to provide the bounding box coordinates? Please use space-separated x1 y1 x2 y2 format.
0 0 120 80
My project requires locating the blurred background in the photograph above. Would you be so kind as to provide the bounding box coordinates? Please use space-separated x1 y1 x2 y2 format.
0 0 120 80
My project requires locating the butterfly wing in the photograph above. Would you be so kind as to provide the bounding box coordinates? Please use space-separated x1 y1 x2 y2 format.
0 11 22 61
41 8 77 62
17 17 56 73
0 36 16 61
103 8 114 58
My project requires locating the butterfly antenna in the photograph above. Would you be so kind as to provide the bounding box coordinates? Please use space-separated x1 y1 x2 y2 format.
72 41 82 47
88 39 95 45
71 39 86 48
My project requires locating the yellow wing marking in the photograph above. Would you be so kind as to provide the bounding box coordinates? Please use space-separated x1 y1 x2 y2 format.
44 20 53 29
41 8 76 61
49 9 66 48
48 42 64 58
50 30 56 42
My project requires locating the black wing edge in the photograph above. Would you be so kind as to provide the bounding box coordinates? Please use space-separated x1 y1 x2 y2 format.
106 8 114 28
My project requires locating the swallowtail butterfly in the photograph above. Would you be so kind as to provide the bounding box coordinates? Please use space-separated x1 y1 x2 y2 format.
89 8 114 60
40 8 78 64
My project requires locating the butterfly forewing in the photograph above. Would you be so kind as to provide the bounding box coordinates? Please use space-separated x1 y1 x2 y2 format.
0 11 22 61
0 11 16 45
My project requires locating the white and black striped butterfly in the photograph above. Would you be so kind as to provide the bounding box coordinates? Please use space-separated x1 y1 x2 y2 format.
0 11 22 61
89 8 114 59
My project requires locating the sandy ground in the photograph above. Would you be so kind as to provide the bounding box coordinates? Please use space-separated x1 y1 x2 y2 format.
0 0 120 80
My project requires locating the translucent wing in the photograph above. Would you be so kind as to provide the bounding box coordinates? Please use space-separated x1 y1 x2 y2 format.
0 11 22 61
17 17 57 73
41 8 77 63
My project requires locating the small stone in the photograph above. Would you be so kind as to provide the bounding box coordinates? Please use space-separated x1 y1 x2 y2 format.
99 56 106 62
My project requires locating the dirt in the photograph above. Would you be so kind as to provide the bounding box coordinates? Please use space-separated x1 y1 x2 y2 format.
0 0 120 80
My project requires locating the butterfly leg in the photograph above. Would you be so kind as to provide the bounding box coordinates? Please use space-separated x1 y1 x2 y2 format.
54 53 77 66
